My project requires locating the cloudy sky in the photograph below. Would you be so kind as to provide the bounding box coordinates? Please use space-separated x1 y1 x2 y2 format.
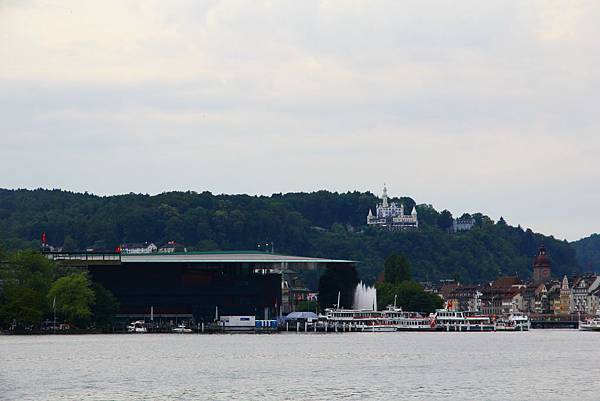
1 1 598 240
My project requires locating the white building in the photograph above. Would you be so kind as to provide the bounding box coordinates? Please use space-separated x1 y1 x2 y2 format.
367 186 418 230
121 242 157 254
158 241 187 253
451 216 476 232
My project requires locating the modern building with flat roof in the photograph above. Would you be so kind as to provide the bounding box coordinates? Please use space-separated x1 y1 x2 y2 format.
47 251 355 322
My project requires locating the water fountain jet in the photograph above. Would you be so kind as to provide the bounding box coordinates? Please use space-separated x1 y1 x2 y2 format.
353 281 377 310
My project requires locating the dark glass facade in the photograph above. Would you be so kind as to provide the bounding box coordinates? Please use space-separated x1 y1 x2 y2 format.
89 261 282 322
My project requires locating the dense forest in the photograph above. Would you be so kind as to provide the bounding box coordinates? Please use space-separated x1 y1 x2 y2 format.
0 188 584 285
572 234 600 272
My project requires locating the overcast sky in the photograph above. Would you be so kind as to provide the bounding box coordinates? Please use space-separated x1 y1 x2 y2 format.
1 1 598 241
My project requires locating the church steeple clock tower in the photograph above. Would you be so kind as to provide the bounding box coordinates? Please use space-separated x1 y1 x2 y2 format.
532 244 551 285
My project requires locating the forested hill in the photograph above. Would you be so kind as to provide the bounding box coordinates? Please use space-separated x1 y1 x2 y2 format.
572 234 600 272
0 188 581 284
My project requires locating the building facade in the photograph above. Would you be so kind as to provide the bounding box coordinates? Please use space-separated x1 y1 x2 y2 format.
559 275 571 314
367 186 418 230
481 277 525 316
451 216 476 232
48 251 355 322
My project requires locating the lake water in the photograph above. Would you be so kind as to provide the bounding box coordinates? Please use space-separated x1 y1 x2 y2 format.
1 330 598 400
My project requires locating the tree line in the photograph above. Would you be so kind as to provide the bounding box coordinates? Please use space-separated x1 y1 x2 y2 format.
0 188 582 284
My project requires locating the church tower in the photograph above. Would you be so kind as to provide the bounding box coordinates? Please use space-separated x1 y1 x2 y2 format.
532 244 551 285
560 275 571 314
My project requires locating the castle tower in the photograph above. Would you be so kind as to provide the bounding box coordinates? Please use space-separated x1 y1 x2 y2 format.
532 244 551 285
381 185 389 208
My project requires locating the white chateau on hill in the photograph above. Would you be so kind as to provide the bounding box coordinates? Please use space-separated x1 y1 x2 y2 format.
367 186 418 230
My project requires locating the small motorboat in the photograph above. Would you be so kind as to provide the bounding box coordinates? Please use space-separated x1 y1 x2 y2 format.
172 323 193 333
127 320 147 333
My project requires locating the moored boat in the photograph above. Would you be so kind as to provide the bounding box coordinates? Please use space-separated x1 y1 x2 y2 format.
127 320 147 333
495 312 530 331
381 307 434 331
431 310 495 331
579 316 600 331
172 323 193 333
322 306 434 331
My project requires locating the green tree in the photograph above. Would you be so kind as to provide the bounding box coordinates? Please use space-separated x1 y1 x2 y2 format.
378 254 442 313
48 274 95 327
91 283 120 330
376 281 442 313
0 251 55 328
437 209 454 231
384 253 412 284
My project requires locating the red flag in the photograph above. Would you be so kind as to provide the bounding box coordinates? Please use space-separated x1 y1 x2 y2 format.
41 232 47 244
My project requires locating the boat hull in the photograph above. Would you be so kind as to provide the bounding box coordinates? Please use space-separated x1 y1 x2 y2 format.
579 325 600 331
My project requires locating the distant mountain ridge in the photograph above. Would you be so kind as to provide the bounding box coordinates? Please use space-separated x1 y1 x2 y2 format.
0 188 582 284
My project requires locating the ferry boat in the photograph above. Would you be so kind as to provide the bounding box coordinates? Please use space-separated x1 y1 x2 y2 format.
322 307 433 331
579 316 600 331
322 308 387 331
381 307 434 331
495 312 530 331
431 310 495 332
127 320 147 333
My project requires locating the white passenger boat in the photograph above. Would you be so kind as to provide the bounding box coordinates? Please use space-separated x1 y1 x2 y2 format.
431 310 495 332
495 312 530 331
322 308 384 331
579 316 600 331
322 307 433 331
127 320 147 333
381 307 434 331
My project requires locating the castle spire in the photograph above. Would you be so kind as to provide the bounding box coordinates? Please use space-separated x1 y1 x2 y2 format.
382 184 389 208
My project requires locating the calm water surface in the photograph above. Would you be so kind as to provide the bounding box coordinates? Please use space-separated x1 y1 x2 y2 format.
1 330 598 400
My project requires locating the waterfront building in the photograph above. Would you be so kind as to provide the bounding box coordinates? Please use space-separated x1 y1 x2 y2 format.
559 275 571 314
570 274 597 314
45 251 355 322
545 280 562 314
522 283 547 314
451 216 476 232
588 284 600 315
367 185 418 230
481 277 525 316
436 280 460 302
448 285 482 312
532 244 551 286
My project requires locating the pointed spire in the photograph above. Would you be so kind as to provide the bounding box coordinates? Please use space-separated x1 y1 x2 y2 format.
562 275 569 290
368 209 373 217
411 205 417 215
381 184 389 208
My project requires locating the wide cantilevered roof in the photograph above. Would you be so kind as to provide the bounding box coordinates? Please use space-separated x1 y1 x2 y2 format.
121 251 355 264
